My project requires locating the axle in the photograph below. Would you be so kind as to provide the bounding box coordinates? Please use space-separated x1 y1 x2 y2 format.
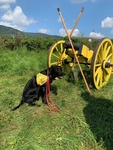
103 61 113 69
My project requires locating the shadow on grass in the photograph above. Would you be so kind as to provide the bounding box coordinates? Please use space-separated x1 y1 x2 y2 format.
81 92 113 150
66 68 92 87
50 84 58 95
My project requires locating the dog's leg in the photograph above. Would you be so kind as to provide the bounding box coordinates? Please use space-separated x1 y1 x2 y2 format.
26 94 41 107
28 102 40 107
42 93 47 104
40 86 47 104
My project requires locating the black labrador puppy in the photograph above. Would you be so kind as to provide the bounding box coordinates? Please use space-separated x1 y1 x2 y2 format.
11 66 63 111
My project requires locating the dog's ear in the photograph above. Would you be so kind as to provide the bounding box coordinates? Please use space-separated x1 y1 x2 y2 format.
49 65 62 74
47 66 54 75
49 66 55 72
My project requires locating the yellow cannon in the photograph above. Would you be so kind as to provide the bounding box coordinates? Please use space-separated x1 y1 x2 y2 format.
47 8 113 92
47 38 113 90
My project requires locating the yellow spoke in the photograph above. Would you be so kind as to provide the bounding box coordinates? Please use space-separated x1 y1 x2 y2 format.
51 62 58 65
104 68 110 75
105 45 111 58
103 69 109 82
52 53 60 59
106 53 113 60
103 42 108 59
100 45 104 60
55 47 61 55
95 63 101 67
96 68 101 86
103 71 106 82
100 69 103 86
98 53 102 63
60 43 64 53
94 67 101 78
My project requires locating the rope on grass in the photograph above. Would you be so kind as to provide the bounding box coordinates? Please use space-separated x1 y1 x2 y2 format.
46 77 58 112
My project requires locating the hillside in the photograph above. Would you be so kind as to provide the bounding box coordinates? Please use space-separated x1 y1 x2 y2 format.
0 25 113 42
0 25 60 38
0 25 22 36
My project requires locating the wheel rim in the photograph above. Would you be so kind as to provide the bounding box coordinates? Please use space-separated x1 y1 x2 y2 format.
91 38 113 89
47 40 73 74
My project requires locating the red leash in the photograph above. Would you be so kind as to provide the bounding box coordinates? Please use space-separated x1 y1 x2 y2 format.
46 77 58 111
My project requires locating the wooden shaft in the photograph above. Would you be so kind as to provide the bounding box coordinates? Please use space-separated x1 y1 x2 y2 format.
69 7 84 38
69 7 84 70
57 8 91 95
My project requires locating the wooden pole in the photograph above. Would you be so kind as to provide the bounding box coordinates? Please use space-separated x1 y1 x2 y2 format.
69 7 84 38
57 8 91 95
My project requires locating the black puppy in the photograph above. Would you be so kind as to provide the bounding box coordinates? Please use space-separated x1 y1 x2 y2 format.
11 66 63 111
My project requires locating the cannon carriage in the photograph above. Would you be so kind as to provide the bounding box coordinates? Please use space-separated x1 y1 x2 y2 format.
47 38 113 90
47 8 113 91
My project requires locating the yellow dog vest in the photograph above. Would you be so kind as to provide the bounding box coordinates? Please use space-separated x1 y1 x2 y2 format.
36 73 48 86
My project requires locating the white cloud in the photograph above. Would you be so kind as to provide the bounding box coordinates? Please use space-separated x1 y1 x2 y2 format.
70 0 87 3
38 28 50 34
59 28 80 37
59 28 66 36
0 0 16 3
57 16 61 22
89 32 104 38
0 6 37 31
101 17 113 28
0 4 10 10
0 21 22 30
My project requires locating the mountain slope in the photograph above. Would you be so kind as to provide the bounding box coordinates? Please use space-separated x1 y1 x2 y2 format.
0 25 60 38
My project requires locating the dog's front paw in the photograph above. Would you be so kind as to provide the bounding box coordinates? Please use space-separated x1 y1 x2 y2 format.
28 103 41 107
42 100 47 104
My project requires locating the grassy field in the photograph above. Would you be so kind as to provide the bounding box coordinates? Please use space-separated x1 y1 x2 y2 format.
0 48 113 150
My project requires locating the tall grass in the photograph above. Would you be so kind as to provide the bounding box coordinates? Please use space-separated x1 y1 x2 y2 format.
0 47 47 76
0 48 113 150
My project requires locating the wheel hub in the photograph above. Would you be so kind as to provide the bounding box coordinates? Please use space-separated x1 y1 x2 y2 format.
102 60 113 69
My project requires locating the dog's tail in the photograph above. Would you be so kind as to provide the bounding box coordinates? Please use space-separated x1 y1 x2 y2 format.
11 99 24 111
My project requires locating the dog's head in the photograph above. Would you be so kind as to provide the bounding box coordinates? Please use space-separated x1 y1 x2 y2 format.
49 66 63 79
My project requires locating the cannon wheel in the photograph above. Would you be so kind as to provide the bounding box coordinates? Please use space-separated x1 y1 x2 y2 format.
47 40 73 74
91 38 113 89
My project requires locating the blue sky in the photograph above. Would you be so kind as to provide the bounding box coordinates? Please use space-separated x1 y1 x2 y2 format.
0 0 113 38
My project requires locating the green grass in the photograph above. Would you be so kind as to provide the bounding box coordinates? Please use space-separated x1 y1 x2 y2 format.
0 48 113 150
